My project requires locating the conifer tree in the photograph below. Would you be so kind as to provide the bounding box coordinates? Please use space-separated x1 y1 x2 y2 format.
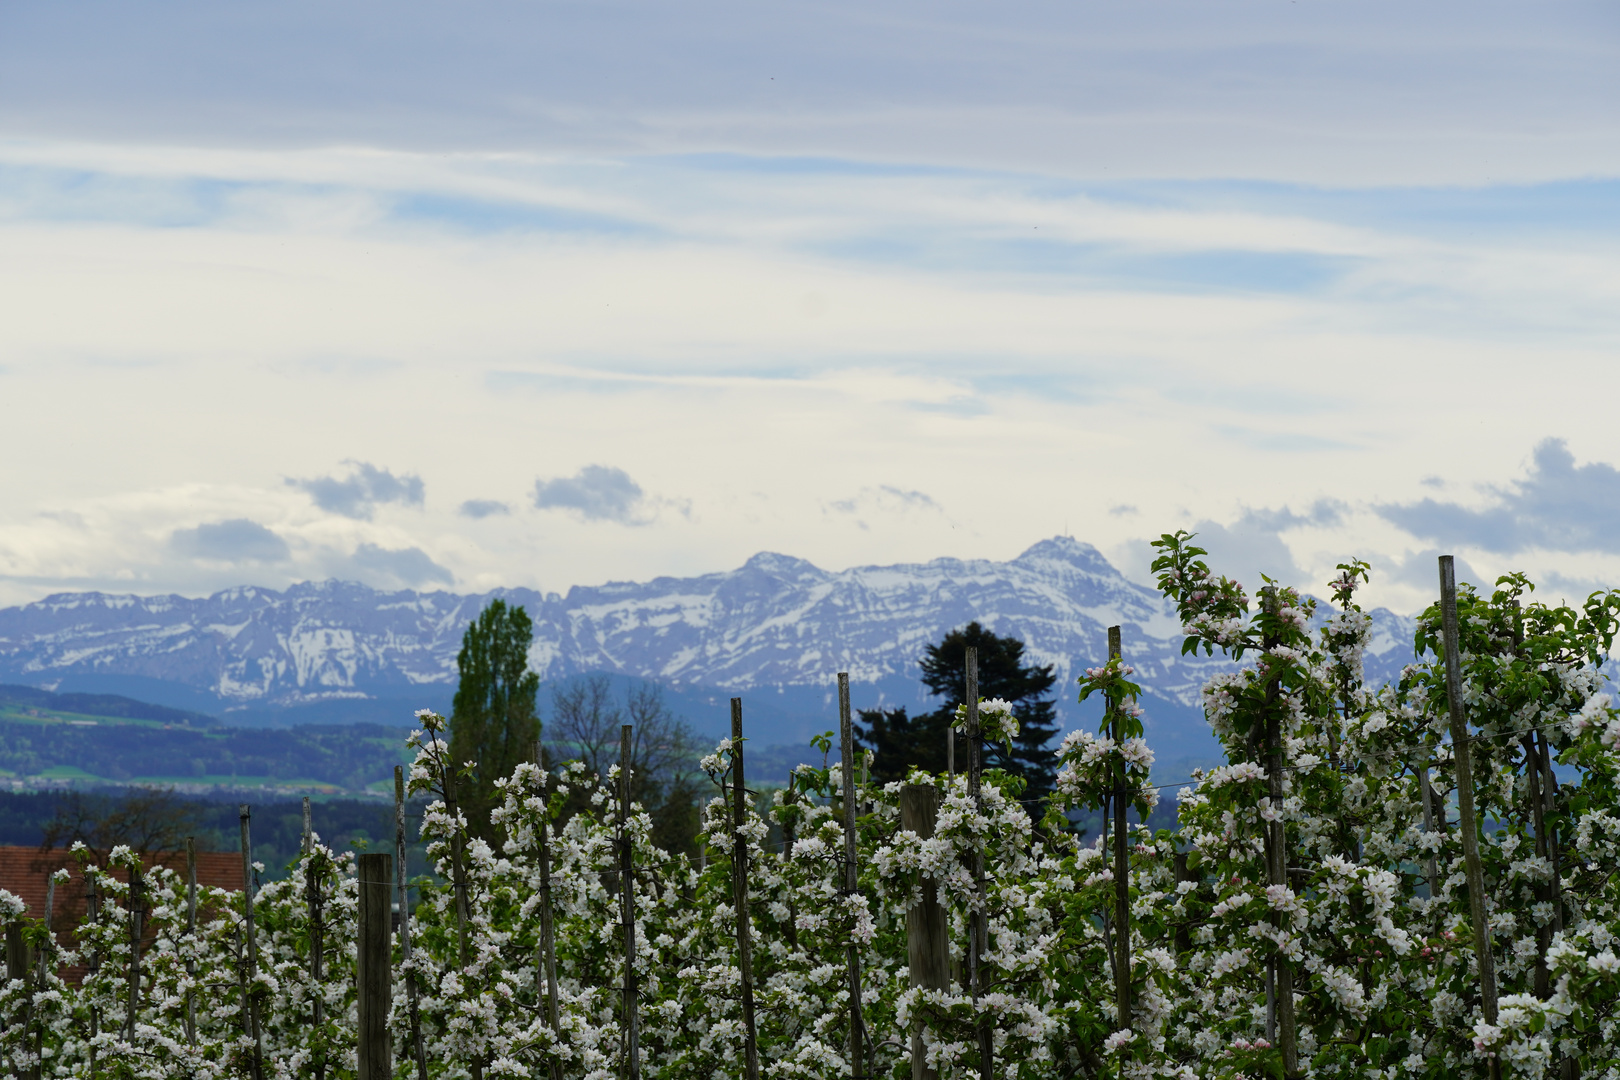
447 598 540 843
917 621 1060 803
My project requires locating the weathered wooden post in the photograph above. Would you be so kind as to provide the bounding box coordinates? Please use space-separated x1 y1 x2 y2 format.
1438 556 1499 1076
185 837 197 1047
838 673 866 1079
731 699 761 1080
1257 589 1298 1075
902 784 948 1080
964 647 992 1080
303 797 327 1080
395 766 429 1080
6 917 32 1080
33 874 54 1079
239 805 265 1080
619 724 641 1080
87 874 100 1078
533 739 562 1080
39 873 55 983
357 852 393 1080
1107 626 1132 1032
126 857 143 1040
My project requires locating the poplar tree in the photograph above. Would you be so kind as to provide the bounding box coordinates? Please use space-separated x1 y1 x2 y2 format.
448 598 540 843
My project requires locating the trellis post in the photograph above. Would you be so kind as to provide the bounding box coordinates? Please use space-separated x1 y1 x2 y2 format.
126 857 143 1041
620 724 641 1080
356 852 393 1080
1108 625 1132 1031
239 805 265 1080
839 673 866 1079
1438 555 1500 1079
396 766 429 1080
1258 589 1298 1075
902 783 948 1080
731 699 761 1080
964 647 993 1080
304 796 326 1080
533 738 562 1080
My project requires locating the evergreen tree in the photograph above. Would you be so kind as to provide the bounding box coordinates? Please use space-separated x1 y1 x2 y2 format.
854 706 950 784
448 598 541 843
916 621 1061 805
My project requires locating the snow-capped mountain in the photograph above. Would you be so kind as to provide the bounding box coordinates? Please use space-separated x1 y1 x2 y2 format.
0 538 1418 755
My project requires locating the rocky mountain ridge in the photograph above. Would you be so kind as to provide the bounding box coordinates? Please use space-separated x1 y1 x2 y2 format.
0 538 1419 753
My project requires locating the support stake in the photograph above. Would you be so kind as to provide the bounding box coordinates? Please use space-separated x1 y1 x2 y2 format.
839 674 865 1079
1108 625 1132 1032
902 784 948 1080
239 805 265 1080
357 852 393 1080
965 647 993 1080
620 724 641 1080
731 699 761 1080
1438 556 1499 1075
396 766 429 1080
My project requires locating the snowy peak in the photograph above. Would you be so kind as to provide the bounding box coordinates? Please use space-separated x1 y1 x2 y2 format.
0 538 1418 724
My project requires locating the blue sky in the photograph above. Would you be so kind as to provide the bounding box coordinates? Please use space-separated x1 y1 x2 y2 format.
0 1 1617 613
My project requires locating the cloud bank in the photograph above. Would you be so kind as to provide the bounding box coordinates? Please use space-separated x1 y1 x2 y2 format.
1379 440 1620 555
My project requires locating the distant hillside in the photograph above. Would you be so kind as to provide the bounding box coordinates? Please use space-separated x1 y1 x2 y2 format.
0 705 412 795
0 683 217 726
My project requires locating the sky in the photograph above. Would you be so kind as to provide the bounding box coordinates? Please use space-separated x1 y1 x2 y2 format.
1 1 1618 615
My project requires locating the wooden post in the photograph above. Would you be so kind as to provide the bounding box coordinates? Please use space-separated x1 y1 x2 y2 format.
126 858 143 1040
39 874 55 983
303 797 326 1080
619 724 640 1080
5 919 32 1080
964 647 992 1080
731 699 761 1080
1258 589 1298 1076
838 673 865 1079
239 805 265 1080
357 852 394 1080
396 766 429 1080
1535 731 1573 1080
1418 765 1441 903
533 740 562 1077
87 874 99 1079
1535 734 1565 937
902 784 948 1080
1438 556 1500 1065
441 766 473 967
1108 626 1131 1031
185 838 197 1047
33 875 53 1079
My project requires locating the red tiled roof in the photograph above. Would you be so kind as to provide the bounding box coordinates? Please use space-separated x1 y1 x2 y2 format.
0 845 244 924
0 845 245 981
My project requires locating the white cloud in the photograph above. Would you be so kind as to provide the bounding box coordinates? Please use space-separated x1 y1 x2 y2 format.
0 9 1618 613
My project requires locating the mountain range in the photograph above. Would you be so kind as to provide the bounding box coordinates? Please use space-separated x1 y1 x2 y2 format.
0 538 1419 766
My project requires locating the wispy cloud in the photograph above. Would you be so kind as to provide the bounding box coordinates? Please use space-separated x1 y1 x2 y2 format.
532 465 688 526
458 499 511 519
286 461 424 520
